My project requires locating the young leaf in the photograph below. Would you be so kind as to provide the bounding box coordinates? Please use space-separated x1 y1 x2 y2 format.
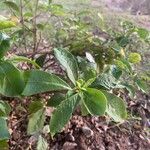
22 70 71 96
27 108 45 135
102 91 127 122
0 33 10 58
37 135 48 150
0 61 25 97
82 88 107 116
54 48 78 85
0 118 10 140
50 94 79 136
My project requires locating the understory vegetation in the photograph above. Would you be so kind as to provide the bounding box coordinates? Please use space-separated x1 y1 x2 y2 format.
0 0 149 149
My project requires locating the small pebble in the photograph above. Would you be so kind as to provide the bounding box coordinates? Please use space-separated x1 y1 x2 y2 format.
62 142 77 150
66 134 75 142
81 126 94 138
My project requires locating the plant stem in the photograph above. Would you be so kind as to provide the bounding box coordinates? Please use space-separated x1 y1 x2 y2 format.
33 0 39 53
20 0 27 52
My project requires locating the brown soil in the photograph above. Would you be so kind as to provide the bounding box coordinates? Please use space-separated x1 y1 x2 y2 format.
8 90 150 150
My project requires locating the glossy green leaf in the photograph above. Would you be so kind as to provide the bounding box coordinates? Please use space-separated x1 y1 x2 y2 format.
54 48 78 85
47 93 65 107
27 108 45 135
37 135 48 150
22 70 71 96
0 33 10 58
0 61 25 97
0 101 11 117
82 88 107 116
0 118 10 140
50 94 79 136
102 91 127 122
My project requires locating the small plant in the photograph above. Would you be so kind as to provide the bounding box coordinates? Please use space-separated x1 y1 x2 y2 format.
26 48 128 137
0 2 150 148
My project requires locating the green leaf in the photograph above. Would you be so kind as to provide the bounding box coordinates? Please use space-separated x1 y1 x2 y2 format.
122 83 136 98
27 108 45 135
120 59 132 72
3 1 19 13
28 101 43 114
91 73 118 90
80 102 89 116
0 21 16 30
0 118 10 140
137 28 149 39
0 101 11 117
135 79 149 93
82 88 107 116
116 36 129 47
0 61 25 97
37 135 48 150
102 91 127 122
0 140 9 150
0 33 10 58
9 55 40 69
22 70 71 96
47 93 65 107
83 78 96 88
111 66 122 80
50 4 65 16
50 94 79 136
35 54 46 67
54 48 78 85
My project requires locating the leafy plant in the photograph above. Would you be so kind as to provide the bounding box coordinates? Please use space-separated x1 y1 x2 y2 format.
24 48 128 137
0 2 149 148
